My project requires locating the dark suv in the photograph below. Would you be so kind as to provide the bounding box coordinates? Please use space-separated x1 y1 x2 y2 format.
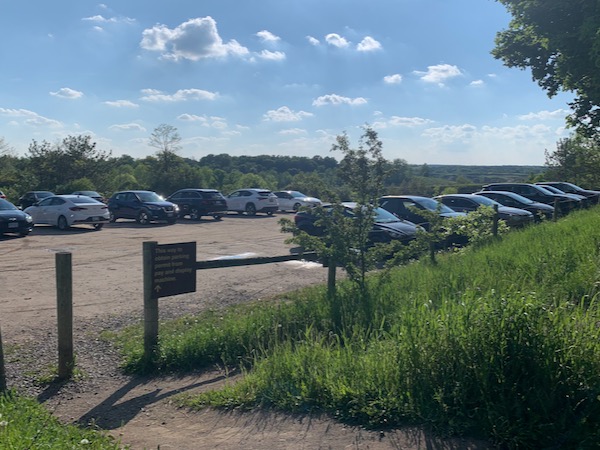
18 190 54 209
536 181 600 205
481 183 579 215
166 188 227 220
107 190 179 224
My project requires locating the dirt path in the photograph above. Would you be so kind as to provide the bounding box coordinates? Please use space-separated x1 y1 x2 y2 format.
1 215 492 449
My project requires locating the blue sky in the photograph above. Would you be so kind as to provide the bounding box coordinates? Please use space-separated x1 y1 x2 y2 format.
0 0 574 165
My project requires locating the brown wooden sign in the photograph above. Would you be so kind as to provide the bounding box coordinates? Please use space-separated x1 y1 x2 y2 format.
150 242 197 298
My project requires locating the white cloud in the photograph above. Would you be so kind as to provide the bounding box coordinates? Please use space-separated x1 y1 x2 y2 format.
312 94 367 106
109 123 146 132
256 30 280 43
414 64 463 85
0 108 62 128
263 106 313 122
306 35 320 46
325 33 350 48
383 74 402 84
356 36 382 52
256 50 286 61
82 14 135 25
470 80 484 87
50 87 83 99
140 88 218 102
178 114 228 129
518 109 569 121
373 116 434 129
279 128 307 135
104 100 139 108
140 16 249 61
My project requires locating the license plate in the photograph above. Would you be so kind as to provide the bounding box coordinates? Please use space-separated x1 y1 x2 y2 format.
8 222 18 228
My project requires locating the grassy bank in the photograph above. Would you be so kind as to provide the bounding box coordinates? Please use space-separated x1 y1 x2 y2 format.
116 209 600 448
0 391 124 449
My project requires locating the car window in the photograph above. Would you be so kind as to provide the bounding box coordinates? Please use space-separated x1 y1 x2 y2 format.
257 191 271 197
137 192 162 202
71 196 99 204
0 199 17 210
188 191 201 199
169 192 183 200
37 198 53 206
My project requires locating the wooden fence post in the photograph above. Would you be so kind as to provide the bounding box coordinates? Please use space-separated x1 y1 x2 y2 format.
0 324 6 392
56 251 73 379
553 199 559 221
492 204 499 237
143 241 159 364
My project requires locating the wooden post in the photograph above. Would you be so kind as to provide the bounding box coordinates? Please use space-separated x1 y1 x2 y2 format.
56 251 73 379
0 324 6 392
553 199 559 221
143 241 159 364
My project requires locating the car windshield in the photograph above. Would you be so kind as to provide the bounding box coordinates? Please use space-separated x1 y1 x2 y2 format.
536 185 555 195
543 185 566 194
289 191 306 198
504 192 534 204
138 192 163 202
70 196 100 204
0 199 17 211
472 195 499 206
75 191 100 197
38 192 53 199
416 197 456 213
374 207 402 223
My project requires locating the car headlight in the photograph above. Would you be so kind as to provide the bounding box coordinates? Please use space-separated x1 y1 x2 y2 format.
147 205 161 210
385 229 407 239
25 214 33 223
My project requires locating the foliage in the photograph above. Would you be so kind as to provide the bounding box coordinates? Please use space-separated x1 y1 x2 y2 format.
493 0 600 135
0 391 125 449
544 133 600 188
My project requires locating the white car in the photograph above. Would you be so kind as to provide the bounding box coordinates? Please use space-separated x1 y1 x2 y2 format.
274 191 322 212
226 189 279 216
24 194 110 230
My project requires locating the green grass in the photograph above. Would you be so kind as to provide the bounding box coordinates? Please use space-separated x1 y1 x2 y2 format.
115 208 600 448
0 391 125 449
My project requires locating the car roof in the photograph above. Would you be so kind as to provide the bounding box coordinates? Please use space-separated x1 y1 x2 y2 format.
174 188 220 192
380 195 431 201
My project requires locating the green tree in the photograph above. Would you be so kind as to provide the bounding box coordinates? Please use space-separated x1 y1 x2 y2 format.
544 134 600 187
492 0 600 135
148 124 182 172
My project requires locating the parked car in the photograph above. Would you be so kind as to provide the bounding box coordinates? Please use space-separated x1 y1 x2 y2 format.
434 194 534 227
226 189 278 216
536 181 600 205
273 191 322 212
480 183 579 215
166 188 228 220
18 190 54 209
24 195 109 230
534 184 589 208
378 195 465 230
0 190 6 199
107 190 179 224
0 198 33 237
473 191 555 221
71 190 106 203
294 202 420 244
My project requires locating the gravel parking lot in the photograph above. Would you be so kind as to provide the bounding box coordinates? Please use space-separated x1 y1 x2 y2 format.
0 212 328 343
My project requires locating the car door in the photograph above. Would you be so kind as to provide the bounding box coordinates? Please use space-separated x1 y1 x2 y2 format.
226 190 244 211
275 192 293 211
442 197 477 213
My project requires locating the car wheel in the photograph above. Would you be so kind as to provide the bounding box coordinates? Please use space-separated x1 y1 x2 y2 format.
167 218 177 224
267 211 274 216
57 216 69 230
293 202 302 211
190 208 201 221
245 203 257 216
93 223 104 230
109 212 117 223
213 215 222 220
19 230 30 237
137 210 150 225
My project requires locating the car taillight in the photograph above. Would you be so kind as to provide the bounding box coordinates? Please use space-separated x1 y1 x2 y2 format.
101 206 108 209
70 206 86 211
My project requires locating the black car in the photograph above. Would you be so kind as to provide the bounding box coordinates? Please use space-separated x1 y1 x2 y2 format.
536 181 600 205
71 190 106 203
481 183 579 215
378 195 465 230
474 191 555 221
166 188 227 220
0 198 34 237
434 194 534 227
294 202 419 244
18 190 54 209
107 190 179 224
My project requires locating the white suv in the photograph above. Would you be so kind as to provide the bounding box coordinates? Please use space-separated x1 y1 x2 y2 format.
226 189 279 216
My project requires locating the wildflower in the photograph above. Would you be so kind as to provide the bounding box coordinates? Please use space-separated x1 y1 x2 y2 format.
80 438 90 445
0 420 8 427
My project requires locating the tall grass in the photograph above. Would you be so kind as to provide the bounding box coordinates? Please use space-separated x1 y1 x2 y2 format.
118 208 600 448
0 391 125 449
